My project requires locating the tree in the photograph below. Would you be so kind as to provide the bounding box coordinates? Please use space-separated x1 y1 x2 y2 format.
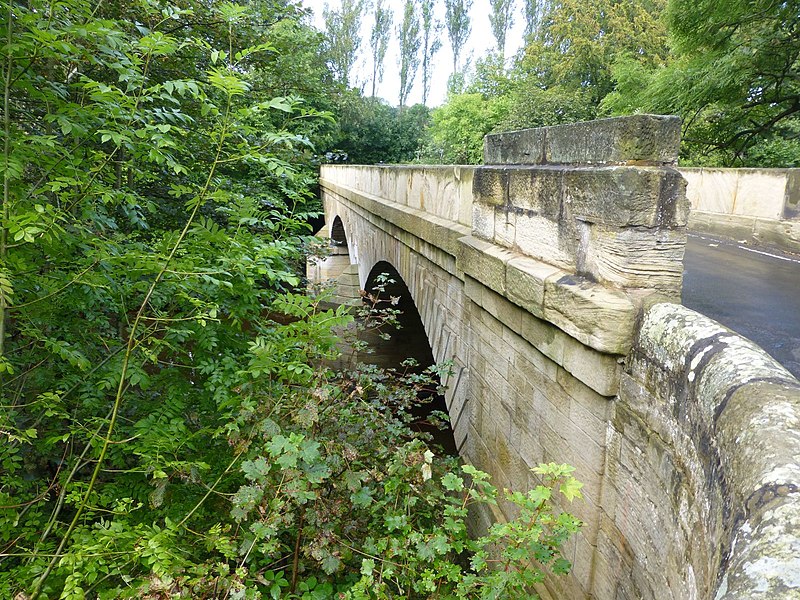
0 0 585 596
323 0 367 87
445 0 473 74
327 93 431 163
523 0 547 39
468 52 515 98
369 0 393 98
489 0 515 57
398 0 422 108
656 0 798 164
425 93 511 163
420 0 443 105
500 86 597 131
528 0 668 103
600 0 800 165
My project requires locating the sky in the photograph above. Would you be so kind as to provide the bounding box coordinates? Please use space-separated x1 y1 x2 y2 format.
302 0 528 107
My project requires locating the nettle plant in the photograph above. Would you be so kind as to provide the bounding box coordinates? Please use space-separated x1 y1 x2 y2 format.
0 0 582 597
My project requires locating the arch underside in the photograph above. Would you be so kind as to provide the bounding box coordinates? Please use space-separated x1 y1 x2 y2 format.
324 195 471 452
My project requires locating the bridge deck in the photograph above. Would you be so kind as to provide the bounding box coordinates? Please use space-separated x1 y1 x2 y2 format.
683 233 800 378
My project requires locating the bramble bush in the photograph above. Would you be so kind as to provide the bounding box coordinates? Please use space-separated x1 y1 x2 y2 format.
0 0 582 597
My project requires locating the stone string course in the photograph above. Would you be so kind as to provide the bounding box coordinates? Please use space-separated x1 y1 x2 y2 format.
316 115 800 599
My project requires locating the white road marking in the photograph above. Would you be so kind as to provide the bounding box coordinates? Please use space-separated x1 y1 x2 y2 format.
735 245 800 265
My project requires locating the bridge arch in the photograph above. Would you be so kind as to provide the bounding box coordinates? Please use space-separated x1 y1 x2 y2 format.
361 260 457 454
330 215 348 247
322 192 471 452
362 260 435 369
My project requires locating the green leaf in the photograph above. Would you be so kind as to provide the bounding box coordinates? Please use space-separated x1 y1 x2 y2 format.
321 554 341 575
360 558 375 577
442 472 464 492
560 477 584 502
351 486 374 507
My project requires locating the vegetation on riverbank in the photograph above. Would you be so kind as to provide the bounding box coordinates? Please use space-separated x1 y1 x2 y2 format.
0 0 582 596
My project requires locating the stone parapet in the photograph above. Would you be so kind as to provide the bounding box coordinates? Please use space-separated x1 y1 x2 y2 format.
484 114 682 166
611 301 800 599
457 235 636 360
320 164 474 227
680 167 800 254
471 164 688 295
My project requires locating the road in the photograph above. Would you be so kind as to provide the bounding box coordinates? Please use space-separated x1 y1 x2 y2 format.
682 233 800 379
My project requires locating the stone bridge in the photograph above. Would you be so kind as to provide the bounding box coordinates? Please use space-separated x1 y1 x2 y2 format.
310 116 800 600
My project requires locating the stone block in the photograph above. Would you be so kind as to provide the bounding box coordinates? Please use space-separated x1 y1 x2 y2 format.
484 127 547 165
557 366 614 424
563 166 688 227
688 211 756 242
463 274 483 305
514 211 576 268
518 311 567 368
715 381 800 507
753 217 800 254
716 500 800 600
518 428 544 470
484 115 681 166
683 167 738 215
506 256 562 319
563 423 607 483
568 394 611 449
494 208 516 247
456 235 513 295
473 276 529 329
472 167 507 206
472 201 495 241
508 327 559 380
733 170 787 219
580 223 686 296
543 273 637 355
561 334 621 397
507 167 563 217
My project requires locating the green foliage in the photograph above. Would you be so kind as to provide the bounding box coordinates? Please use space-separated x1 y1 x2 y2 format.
420 0 443 106
424 93 510 164
530 0 669 103
499 87 597 132
422 0 666 164
444 0 473 73
327 94 431 164
0 0 584 596
323 0 368 88
369 0 393 99
339 462 583 599
602 0 800 165
397 0 421 108
489 0 515 56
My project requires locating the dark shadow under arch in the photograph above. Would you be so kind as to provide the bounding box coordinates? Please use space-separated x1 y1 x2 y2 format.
363 261 457 455
330 215 348 247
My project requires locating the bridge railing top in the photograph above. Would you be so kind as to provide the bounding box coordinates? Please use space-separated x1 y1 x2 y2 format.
484 114 681 167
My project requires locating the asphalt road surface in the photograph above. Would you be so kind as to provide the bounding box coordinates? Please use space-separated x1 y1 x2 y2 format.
682 233 800 379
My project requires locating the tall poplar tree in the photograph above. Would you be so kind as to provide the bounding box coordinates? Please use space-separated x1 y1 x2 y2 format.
489 0 515 56
420 0 443 105
398 0 421 107
369 0 393 97
445 0 472 74
324 0 367 87
524 0 545 39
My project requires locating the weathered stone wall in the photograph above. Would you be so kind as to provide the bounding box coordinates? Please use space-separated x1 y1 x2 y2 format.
680 167 800 253
317 115 800 599
613 302 800 599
